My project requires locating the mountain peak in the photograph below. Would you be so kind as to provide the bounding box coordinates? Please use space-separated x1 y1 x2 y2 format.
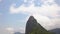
25 15 54 34
29 16 35 20
27 16 37 23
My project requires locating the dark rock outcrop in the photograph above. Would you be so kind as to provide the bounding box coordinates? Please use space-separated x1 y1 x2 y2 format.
25 16 54 34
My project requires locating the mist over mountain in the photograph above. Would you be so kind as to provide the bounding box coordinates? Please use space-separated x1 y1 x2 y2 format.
25 16 54 34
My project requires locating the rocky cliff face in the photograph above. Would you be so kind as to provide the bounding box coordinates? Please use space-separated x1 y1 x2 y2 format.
25 16 54 34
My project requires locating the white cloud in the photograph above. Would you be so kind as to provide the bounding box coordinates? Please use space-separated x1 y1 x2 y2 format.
33 14 55 30
10 0 60 30
5 27 14 34
50 18 60 29
5 27 25 34
34 14 60 30
10 0 60 17
6 27 14 32
0 27 25 34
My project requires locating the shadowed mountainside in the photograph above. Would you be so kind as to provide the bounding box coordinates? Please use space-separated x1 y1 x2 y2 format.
49 28 60 34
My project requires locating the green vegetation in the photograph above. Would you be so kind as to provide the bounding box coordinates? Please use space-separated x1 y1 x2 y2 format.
29 23 55 34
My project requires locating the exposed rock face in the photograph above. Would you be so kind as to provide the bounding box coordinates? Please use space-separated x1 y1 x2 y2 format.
25 16 54 34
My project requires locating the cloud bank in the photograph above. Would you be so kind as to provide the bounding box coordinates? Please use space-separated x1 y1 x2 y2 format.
10 0 60 30
10 0 60 17
5 27 25 34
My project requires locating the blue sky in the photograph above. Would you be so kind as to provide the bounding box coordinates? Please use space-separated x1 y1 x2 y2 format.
0 0 60 34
